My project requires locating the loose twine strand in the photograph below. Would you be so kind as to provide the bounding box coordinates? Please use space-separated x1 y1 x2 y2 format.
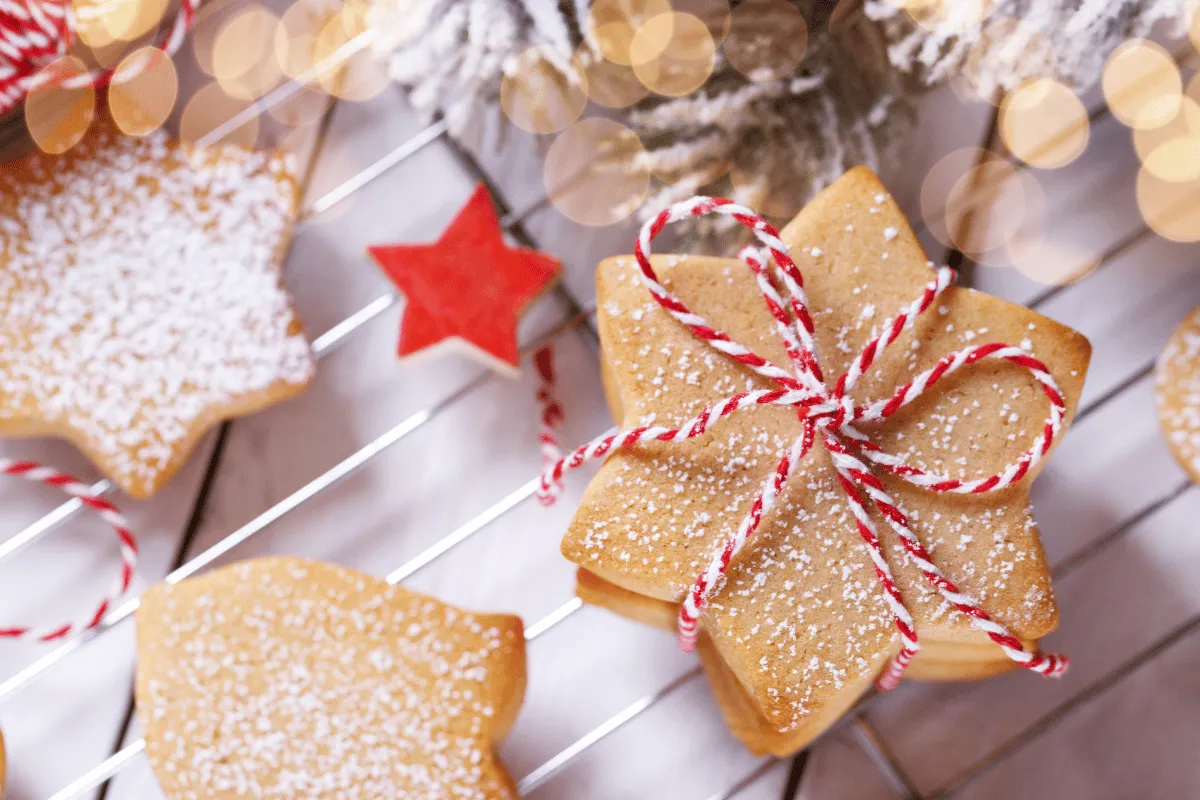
0 458 137 641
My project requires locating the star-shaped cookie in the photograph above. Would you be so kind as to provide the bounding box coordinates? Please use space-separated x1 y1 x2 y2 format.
564 168 1091 751
368 184 561 375
0 123 313 498
136 557 526 798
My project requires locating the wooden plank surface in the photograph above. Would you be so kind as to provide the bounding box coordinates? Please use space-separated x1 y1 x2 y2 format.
2 30 1198 800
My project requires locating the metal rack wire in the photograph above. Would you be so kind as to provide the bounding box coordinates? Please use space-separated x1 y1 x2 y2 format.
1 32 1196 800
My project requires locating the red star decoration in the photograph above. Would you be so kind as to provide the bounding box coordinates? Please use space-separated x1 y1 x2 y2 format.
368 184 562 375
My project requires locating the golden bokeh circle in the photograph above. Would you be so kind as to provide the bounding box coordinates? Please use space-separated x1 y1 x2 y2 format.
108 0 168 41
1103 39 1181 129
72 0 115 47
1134 96 1200 160
544 118 650 227
179 81 260 147
1188 6 1200 53
963 16 1055 104
673 0 731 44
25 56 96 155
579 47 650 108
275 0 341 79
1141 137 1200 183
999 78 1089 169
631 12 715 97
500 49 588 134
213 6 283 100
1133 96 1200 182
588 0 672 66
1137 166 1200 241
920 146 985 249
901 0 988 31
313 9 389 101
108 47 178 137
1008 236 1101 287
944 158 1045 266
724 0 807 83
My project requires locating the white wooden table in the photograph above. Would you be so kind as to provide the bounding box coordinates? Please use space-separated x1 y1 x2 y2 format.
2 10 1198 798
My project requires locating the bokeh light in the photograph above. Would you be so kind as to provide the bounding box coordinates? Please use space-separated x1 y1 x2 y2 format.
631 12 715 97
73 0 116 47
1133 95 1200 182
180 82 260 147
1008 236 1100 286
1134 96 1200 160
920 147 984 249
1103 39 1181 129
724 0 807 82
588 0 672 66
544 118 649 226
108 47 178 136
579 47 649 108
213 6 283 100
313 6 388 100
276 0 342 79
109 0 168 41
501 48 588 134
25 56 95 154
999 78 1089 169
944 157 1045 266
673 0 731 43
1137 166 1200 241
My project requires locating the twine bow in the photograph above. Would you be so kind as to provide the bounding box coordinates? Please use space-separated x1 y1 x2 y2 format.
539 196 1069 691
0 0 199 119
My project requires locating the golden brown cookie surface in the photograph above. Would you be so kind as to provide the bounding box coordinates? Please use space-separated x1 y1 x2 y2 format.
0 125 313 498
564 168 1091 732
1156 307 1200 483
135 557 526 799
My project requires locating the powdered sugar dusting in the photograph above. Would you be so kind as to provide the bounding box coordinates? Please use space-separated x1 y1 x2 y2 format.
0 126 314 496
136 558 521 798
1156 308 1200 480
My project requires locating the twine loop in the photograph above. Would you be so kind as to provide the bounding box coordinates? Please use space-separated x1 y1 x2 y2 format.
0 458 137 641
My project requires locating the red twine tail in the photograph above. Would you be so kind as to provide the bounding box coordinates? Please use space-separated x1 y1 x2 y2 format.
0 458 137 641
534 344 564 506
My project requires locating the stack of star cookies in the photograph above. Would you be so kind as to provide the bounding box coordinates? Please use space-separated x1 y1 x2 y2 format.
559 169 1092 755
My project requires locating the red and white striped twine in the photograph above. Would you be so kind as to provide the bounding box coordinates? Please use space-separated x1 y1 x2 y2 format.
538 196 1069 691
534 344 564 505
0 0 199 118
0 458 137 642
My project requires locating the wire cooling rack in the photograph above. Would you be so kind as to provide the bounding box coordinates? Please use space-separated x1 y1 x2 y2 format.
2 26 1198 800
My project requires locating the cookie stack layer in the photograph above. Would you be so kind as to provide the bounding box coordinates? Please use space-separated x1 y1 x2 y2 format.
561 169 1092 755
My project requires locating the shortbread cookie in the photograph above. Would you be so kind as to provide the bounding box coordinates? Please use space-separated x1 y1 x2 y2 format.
563 168 1090 737
136 557 526 799
577 567 1025 680
0 123 314 498
1156 307 1200 483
